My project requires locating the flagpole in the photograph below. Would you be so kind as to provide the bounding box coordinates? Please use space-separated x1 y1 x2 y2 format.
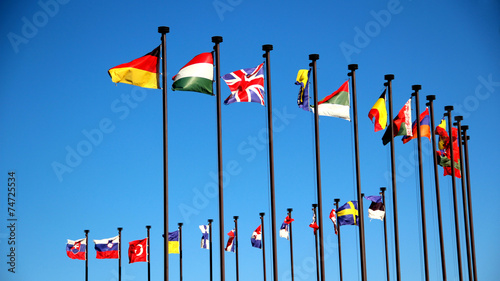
348 64 367 281
454 116 473 281
260 212 267 281
209 219 214 281
312 204 320 281
146 225 151 281
212 35 225 281
444 105 463 281
262 44 279 281
425 95 447 281
384 74 401 281
411 85 430 281
334 199 343 281
234 216 239 281
461 125 477 281
84 229 89 281
158 26 170 281
178 223 183 281
309 54 325 281
118 227 123 281
287 208 295 281
380 188 390 281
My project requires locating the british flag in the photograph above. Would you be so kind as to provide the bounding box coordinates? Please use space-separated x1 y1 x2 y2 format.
222 63 265 106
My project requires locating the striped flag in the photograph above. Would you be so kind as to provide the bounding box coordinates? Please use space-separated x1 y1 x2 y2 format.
382 98 412 145
66 238 86 260
223 63 265 105
199 225 209 249
108 45 160 89
402 107 431 144
296 69 310 111
312 80 350 120
172 52 214 95
329 209 338 235
225 229 236 252
368 89 388 132
251 225 262 249
279 216 294 240
364 195 385 221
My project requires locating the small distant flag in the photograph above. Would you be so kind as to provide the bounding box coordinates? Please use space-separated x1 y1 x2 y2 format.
309 213 319 234
382 98 412 145
108 46 160 89
296 69 310 111
364 195 385 221
435 119 461 178
329 209 338 235
279 216 294 240
225 229 236 252
368 89 388 132
172 52 214 95
402 107 431 144
223 63 265 105
94 236 119 259
312 80 350 121
66 238 86 260
337 201 359 226
251 225 262 249
200 225 210 249
168 231 179 254
128 238 148 263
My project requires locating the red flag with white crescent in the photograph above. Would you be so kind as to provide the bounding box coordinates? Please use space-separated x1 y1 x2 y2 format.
128 238 148 263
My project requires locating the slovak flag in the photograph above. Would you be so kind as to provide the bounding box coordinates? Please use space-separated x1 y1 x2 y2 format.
66 238 86 260
128 238 148 263
251 225 262 249
225 229 236 252
279 216 294 240
222 63 265 106
94 236 119 259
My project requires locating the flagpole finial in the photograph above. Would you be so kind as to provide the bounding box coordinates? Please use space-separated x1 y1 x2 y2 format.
334 198 340 204
287 208 293 212
212 36 223 43
444 105 454 113
262 44 273 51
361 193 365 198
158 26 170 34
208 219 213 224
426 95 436 101
146 225 151 230
312 203 318 208
384 74 395 81
462 125 469 131
84 229 89 234
412 84 422 92
260 212 265 217
118 227 123 232
178 223 183 227
380 187 386 192
233 216 239 220
455 116 463 122
348 64 358 71
309 54 319 61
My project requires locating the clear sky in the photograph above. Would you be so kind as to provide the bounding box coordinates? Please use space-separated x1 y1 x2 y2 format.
1 0 499 280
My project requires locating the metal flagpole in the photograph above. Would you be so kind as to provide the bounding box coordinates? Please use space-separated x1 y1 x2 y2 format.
211 35 225 281
384 74 401 281
334 199 343 281
118 227 123 281
287 208 295 281
412 85 430 281
146 225 151 281
454 116 473 281
444 106 463 281
178 223 183 281
209 219 213 281
234 216 239 281
348 64 367 281
260 213 267 281
461 125 477 281
380 188 390 281
425 95 447 280
158 26 170 281
312 204 320 281
84 229 89 281
262 44 279 281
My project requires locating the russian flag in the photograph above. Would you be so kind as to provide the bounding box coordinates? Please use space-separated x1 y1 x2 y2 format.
94 236 119 259
251 225 262 249
66 238 86 260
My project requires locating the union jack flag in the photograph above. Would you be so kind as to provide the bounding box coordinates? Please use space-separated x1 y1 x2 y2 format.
222 63 265 106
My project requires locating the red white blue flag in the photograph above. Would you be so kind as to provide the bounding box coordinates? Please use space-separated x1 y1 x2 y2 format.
279 216 294 240
223 63 265 105
94 236 119 259
225 229 236 252
66 238 86 260
251 225 262 249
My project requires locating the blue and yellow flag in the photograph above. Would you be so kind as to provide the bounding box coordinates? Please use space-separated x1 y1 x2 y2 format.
337 201 359 226
295 69 310 111
168 230 179 254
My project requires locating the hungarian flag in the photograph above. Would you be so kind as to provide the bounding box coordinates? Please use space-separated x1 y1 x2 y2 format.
312 80 350 121
223 63 265 105
66 238 86 260
309 213 319 234
172 52 214 95
94 236 119 259
435 119 461 178
382 98 412 145
225 229 236 252
108 46 160 89
402 107 431 144
168 231 179 254
128 238 148 263
279 216 294 240
251 225 262 249
365 195 385 221
295 69 310 111
329 209 338 235
368 89 388 132
337 201 359 226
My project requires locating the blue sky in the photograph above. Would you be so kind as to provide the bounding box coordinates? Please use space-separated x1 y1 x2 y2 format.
1 0 499 280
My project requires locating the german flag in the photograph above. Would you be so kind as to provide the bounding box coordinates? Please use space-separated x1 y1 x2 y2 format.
108 45 160 89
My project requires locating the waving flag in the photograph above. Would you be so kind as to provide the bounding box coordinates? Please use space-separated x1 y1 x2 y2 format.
365 195 385 221
402 107 431 144
435 119 461 178
172 52 214 95
200 225 210 249
368 89 388 132
128 238 148 263
251 225 262 249
168 231 179 254
94 236 119 259
309 213 319 234
108 45 160 89
382 98 412 145
223 63 265 105
225 229 236 252
337 201 359 226
312 80 350 120
66 238 86 260
279 216 294 240
296 69 310 111
329 209 338 235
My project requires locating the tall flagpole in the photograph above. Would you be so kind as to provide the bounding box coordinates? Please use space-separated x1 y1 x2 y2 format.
84 229 89 281
444 106 463 281
425 95 447 281
178 223 183 281
262 44 279 281
158 26 170 281
411 85 430 281
312 204 320 281
118 227 123 281
384 74 401 281
309 54 325 281
209 219 214 281
212 35 225 281
287 208 295 281
260 213 267 281
233 216 240 281
380 188 390 281
146 225 151 281
348 64 367 281
334 199 343 281
461 125 477 281
454 116 472 281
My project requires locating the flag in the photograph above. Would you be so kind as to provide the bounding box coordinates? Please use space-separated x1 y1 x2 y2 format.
329 209 338 235
94 236 119 259
364 195 385 221
436 118 447 150
296 69 310 111
167 231 179 254
402 107 431 144
279 216 294 240
128 238 147 263
108 45 160 89
66 238 86 260
200 225 209 249
312 80 350 120
382 98 412 145
309 213 319 234
225 229 236 252
337 201 359 226
251 225 262 249
223 63 265 105
368 89 388 132
172 52 214 95
435 119 461 178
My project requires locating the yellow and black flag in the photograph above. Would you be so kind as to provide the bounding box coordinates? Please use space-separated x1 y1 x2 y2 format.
108 45 160 89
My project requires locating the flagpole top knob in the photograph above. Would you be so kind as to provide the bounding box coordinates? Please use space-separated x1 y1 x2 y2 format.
118 227 123 231
287 208 293 212
259 212 265 217
361 193 365 198
178 223 183 227
426 95 436 101
455 115 463 122
444 105 454 112
462 125 469 131
158 26 170 34
384 74 395 81
208 219 214 223
380 187 386 192
412 84 422 91
233 216 239 220
84 229 89 234
312 203 318 208
262 44 273 51
334 198 340 203
348 64 358 71
146 225 151 229
212 36 223 43
309 54 319 61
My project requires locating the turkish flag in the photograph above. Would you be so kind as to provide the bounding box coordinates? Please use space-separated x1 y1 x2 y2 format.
128 238 148 263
